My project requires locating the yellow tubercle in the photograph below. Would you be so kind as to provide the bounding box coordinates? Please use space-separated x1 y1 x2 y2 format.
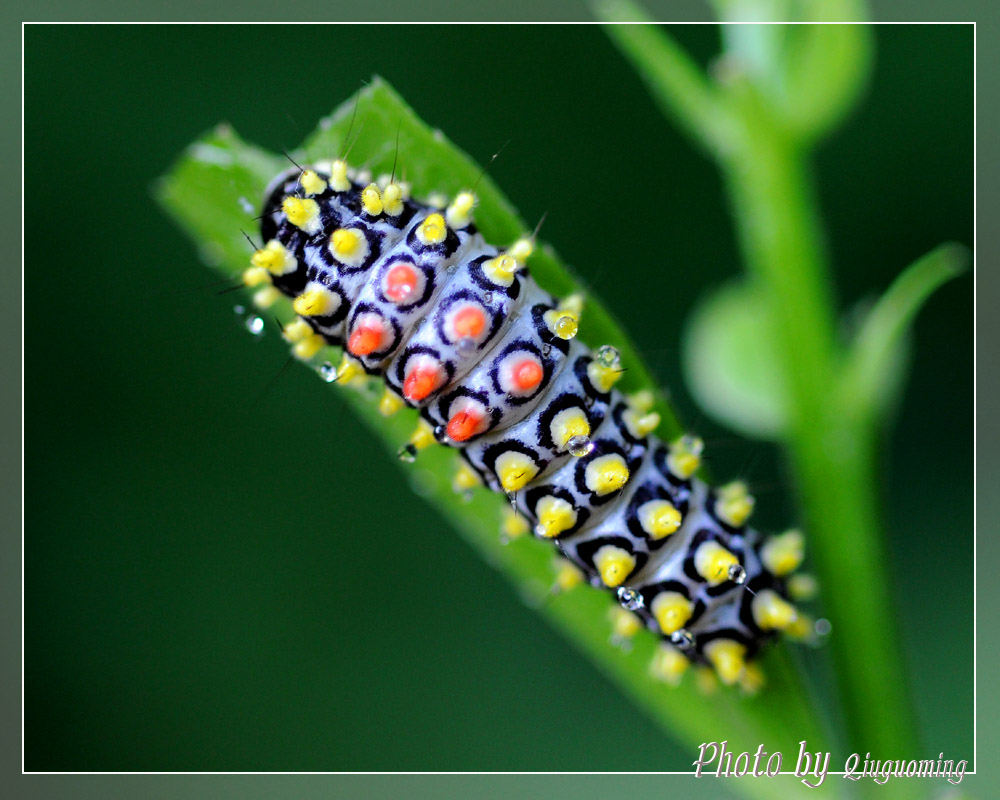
650 591 692 635
751 589 798 631
553 557 584 592
445 191 477 229
407 419 437 451
785 613 816 641
282 317 312 343
627 389 656 413
361 183 383 216
482 253 520 287
638 500 682 540
622 408 661 439
292 333 325 360
666 435 703 479
509 237 533 266
378 388 405 417
293 286 339 318
584 454 630 496
695 665 719 694
558 293 584 317
534 495 577 538
452 461 482 493
329 159 350 192
242 266 271 287
544 309 579 340
549 408 591 450
416 213 447 246
787 573 818 601
649 644 689 686
586 360 622 393
281 196 321 234
608 606 642 639
501 507 530 541
694 540 740 586
382 182 404 216
716 481 755 527
593 544 636 588
760 529 804 577
252 286 281 309
329 227 369 267
495 450 539 493
299 170 327 196
335 354 364 385
739 661 766 695
704 638 746 686
251 240 297 276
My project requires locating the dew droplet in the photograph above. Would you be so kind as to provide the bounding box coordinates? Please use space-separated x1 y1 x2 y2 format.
397 443 417 463
584 394 595 408
670 629 695 651
728 564 747 585
815 618 832 637
457 337 477 357
318 362 337 383
554 314 578 340
617 586 644 611
596 345 620 369
541 343 552 357
433 425 446 440
244 315 265 336
483 291 494 304
567 435 594 457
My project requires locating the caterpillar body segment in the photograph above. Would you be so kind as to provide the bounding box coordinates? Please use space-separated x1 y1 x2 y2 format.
249 162 814 691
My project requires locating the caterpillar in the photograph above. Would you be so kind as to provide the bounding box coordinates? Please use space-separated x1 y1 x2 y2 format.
237 154 818 693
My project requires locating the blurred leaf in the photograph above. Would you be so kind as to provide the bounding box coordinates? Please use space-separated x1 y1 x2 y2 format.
713 0 872 142
683 281 788 439
595 0 740 156
839 243 968 420
156 77 837 793
778 8 873 141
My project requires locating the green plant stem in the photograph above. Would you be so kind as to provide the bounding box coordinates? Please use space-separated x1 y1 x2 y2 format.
726 102 920 778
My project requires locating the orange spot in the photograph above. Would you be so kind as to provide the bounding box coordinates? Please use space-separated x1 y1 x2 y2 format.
512 358 544 391
403 363 444 402
446 408 486 442
384 263 419 303
347 319 385 356
452 305 486 340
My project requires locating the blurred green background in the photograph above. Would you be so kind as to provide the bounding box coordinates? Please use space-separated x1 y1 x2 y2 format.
24 24 972 772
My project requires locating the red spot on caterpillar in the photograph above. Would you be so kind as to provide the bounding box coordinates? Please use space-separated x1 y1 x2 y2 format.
446 404 488 442
451 305 486 340
512 358 543 392
383 263 420 304
403 360 445 402
347 315 387 356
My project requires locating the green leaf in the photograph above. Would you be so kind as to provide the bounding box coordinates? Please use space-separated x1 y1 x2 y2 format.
682 280 788 439
156 77 836 792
